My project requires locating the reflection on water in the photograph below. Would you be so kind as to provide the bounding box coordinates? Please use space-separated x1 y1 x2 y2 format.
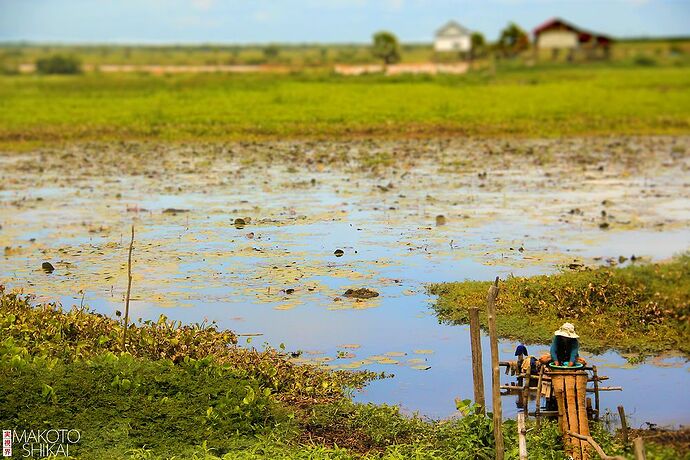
1 142 689 427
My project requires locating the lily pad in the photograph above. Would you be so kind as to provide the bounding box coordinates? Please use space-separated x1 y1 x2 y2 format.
413 349 434 355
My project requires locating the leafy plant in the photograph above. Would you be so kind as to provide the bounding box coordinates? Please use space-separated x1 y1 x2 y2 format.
429 253 690 356
0 285 380 409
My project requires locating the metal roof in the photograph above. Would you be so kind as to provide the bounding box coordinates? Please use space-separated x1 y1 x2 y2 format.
435 20 471 37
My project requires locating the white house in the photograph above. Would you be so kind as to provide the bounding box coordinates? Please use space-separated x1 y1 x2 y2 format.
434 21 472 53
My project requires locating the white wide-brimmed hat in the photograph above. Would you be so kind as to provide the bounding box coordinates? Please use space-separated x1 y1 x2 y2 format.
554 322 579 339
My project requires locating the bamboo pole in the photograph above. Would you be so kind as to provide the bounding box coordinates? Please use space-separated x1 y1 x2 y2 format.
567 432 626 460
486 276 504 460
517 412 528 460
633 437 646 460
468 307 486 413
617 406 629 445
535 365 545 428
122 225 135 350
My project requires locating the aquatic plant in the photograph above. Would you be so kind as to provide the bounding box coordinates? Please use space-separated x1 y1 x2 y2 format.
0 285 379 407
429 253 690 356
1 286 685 458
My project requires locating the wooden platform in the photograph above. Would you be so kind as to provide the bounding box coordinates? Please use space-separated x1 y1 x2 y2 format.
551 369 591 460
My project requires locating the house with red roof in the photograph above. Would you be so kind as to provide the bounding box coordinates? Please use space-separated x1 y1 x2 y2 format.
533 18 613 59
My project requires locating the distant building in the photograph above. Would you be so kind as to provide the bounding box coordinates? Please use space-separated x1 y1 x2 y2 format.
434 21 472 53
533 18 613 59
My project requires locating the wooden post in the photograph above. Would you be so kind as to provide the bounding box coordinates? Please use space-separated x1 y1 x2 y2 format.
618 406 629 445
523 360 532 417
592 366 600 421
535 365 545 428
517 412 528 460
633 437 646 460
468 307 485 413
486 276 504 460
122 225 135 350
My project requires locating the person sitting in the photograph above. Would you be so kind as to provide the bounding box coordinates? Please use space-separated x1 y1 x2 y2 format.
549 322 582 367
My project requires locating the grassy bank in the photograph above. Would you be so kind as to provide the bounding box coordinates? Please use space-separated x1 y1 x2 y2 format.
0 64 689 148
429 253 690 357
3 287 684 459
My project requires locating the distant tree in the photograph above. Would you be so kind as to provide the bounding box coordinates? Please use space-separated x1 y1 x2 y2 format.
470 32 486 60
35 55 81 74
371 31 401 66
263 45 280 61
497 23 529 58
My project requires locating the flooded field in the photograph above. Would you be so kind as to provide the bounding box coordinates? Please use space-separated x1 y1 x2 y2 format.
1 136 689 427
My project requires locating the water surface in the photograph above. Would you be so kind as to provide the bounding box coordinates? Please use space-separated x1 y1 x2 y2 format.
1 138 688 427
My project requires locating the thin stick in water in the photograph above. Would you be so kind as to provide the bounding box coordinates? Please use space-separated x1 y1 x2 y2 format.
122 225 135 350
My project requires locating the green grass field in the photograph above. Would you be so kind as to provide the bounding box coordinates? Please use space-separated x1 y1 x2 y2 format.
1 63 689 147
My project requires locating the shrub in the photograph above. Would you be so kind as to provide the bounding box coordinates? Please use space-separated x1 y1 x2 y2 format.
634 55 657 67
0 346 290 457
35 54 82 74
429 253 690 356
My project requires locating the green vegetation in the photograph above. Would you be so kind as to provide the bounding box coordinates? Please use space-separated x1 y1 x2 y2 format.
0 286 376 406
0 64 688 148
429 253 690 357
1 38 689 67
371 31 401 65
470 32 487 60
1 287 684 458
497 23 530 58
35 54 82 74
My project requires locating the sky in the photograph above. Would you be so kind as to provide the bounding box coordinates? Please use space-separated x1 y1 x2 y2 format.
1 0 689 44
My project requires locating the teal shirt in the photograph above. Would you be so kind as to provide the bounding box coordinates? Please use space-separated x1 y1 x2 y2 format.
550 335 579 363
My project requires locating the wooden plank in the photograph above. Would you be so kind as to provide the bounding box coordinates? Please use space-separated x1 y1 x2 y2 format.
553 375 568 441
565 374 582 460
468 307 485 413
529 410 559 416
517 413 528 460
577 374 591 460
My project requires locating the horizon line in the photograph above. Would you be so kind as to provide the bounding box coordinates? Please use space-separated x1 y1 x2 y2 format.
2 33 689 48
